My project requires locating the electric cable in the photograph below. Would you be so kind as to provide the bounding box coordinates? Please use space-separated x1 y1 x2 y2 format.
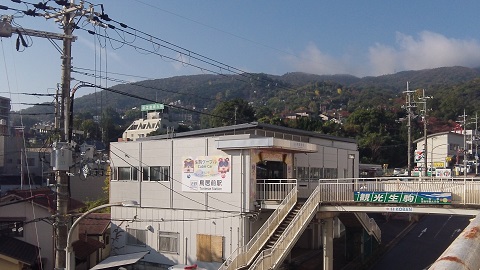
109 147 244 212
109 144 245 211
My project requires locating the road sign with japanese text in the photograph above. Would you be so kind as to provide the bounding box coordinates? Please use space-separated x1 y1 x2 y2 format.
354 191 452 204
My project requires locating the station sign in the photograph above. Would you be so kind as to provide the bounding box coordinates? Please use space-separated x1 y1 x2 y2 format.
354 191 452 204
141 103 164 111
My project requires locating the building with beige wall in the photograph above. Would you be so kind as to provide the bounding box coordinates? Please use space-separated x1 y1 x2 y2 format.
107 123 359 269
0 188 83 270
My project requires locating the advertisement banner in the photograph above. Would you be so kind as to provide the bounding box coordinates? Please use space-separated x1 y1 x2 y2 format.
435 169 452 178
414 149 425 163
182 156 232 193
354 191 452 204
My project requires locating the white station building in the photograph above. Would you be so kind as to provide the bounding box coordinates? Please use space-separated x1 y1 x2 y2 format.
107 122 361 269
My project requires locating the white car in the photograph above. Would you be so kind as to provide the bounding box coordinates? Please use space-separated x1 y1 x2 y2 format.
168 264 207 270
393 168 404 176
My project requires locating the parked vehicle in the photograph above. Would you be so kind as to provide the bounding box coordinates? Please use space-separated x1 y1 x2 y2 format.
393 168 404 176
168 264 206 270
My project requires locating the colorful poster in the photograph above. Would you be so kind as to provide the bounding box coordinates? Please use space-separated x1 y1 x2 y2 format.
182 156 232 193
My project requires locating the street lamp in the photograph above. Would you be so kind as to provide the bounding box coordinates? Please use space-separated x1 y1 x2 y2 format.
66 200 139 270
430 143 449 169
348 154 355 179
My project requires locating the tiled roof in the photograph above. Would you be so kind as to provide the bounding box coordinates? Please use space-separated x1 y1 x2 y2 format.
3 188 84 212
72 234 105 260
79 213 111 235
0 235 39 265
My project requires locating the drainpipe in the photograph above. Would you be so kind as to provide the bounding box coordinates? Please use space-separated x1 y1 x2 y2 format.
429 213 480 270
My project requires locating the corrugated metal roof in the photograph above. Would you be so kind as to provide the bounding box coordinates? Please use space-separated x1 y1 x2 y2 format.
139 122 356 144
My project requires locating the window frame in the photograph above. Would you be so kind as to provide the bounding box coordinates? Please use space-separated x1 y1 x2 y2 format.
158 231 179 253
117 167 139 181
142 166 170 181
126 228 147 246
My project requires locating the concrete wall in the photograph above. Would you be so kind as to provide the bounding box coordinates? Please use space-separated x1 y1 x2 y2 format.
109 133 358 269
110 206 244 269
110 138 249 212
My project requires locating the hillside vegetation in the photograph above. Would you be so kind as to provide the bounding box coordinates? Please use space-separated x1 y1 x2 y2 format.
16 66 480 167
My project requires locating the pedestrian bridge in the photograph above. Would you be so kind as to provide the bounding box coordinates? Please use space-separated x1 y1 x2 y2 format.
220 177 480 270
306 177 480 216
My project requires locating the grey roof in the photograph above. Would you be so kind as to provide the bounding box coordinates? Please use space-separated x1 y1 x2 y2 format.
140 122 356 144
0 235 39 265
412 131 464 144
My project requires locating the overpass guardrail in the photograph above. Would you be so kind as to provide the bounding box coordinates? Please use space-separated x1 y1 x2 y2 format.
315 177 480 205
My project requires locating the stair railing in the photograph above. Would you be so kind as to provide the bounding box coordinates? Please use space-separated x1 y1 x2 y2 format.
219 187 297 270
249 185 321 270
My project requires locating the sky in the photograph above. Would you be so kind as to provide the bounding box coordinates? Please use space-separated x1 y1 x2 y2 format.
1 0 480 111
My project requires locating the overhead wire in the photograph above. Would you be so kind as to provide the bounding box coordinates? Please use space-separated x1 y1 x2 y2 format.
109 145 246 213
72 80 248 124
86 11 296 93
1 24 45 269
71 68 212 102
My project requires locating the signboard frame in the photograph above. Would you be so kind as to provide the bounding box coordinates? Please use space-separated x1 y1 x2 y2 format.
354 191 452 204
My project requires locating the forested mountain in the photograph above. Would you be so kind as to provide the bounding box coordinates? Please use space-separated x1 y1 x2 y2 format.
18 66 480 119
15 66 480 167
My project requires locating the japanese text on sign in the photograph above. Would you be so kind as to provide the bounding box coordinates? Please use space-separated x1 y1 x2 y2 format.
354 191 452 204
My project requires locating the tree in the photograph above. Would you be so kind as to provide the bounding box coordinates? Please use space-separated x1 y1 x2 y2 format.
208 99 256 127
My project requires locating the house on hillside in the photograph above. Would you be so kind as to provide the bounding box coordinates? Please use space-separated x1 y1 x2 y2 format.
106 122 360 269
0 188 84 270
121 103 178 141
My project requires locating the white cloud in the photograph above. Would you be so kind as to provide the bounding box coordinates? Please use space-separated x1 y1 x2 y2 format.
285 42 354 75
287 32 480 77
369 31 480 76
77 35 123 64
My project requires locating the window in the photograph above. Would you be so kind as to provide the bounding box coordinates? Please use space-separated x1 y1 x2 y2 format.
158 231 179 253
117 167 139 181
132 167 138 181
118 167 131 180
126 228 146 246
143 166 170 181
324 168 338 179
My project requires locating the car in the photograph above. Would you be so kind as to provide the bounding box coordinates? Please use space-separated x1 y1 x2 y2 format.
393 168 404 176
168 264 207 270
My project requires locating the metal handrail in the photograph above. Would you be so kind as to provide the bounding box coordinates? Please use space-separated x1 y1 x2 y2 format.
249 185 321 270
219 186 297 270
354 212 381 243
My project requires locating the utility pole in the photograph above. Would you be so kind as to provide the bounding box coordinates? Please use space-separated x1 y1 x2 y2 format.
54 4 75 269
475 113 478 175
404 82 416 176
1 2 85 269
463 110 468 178
418 89 432 176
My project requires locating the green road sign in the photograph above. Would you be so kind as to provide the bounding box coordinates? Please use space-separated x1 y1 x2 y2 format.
354 191 452 204
141 103 164 111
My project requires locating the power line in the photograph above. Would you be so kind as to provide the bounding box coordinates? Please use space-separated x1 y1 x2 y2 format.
75 18 292 93
132 0 302 60
71 68 212 102
72 80 252 124
109 144 245 212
